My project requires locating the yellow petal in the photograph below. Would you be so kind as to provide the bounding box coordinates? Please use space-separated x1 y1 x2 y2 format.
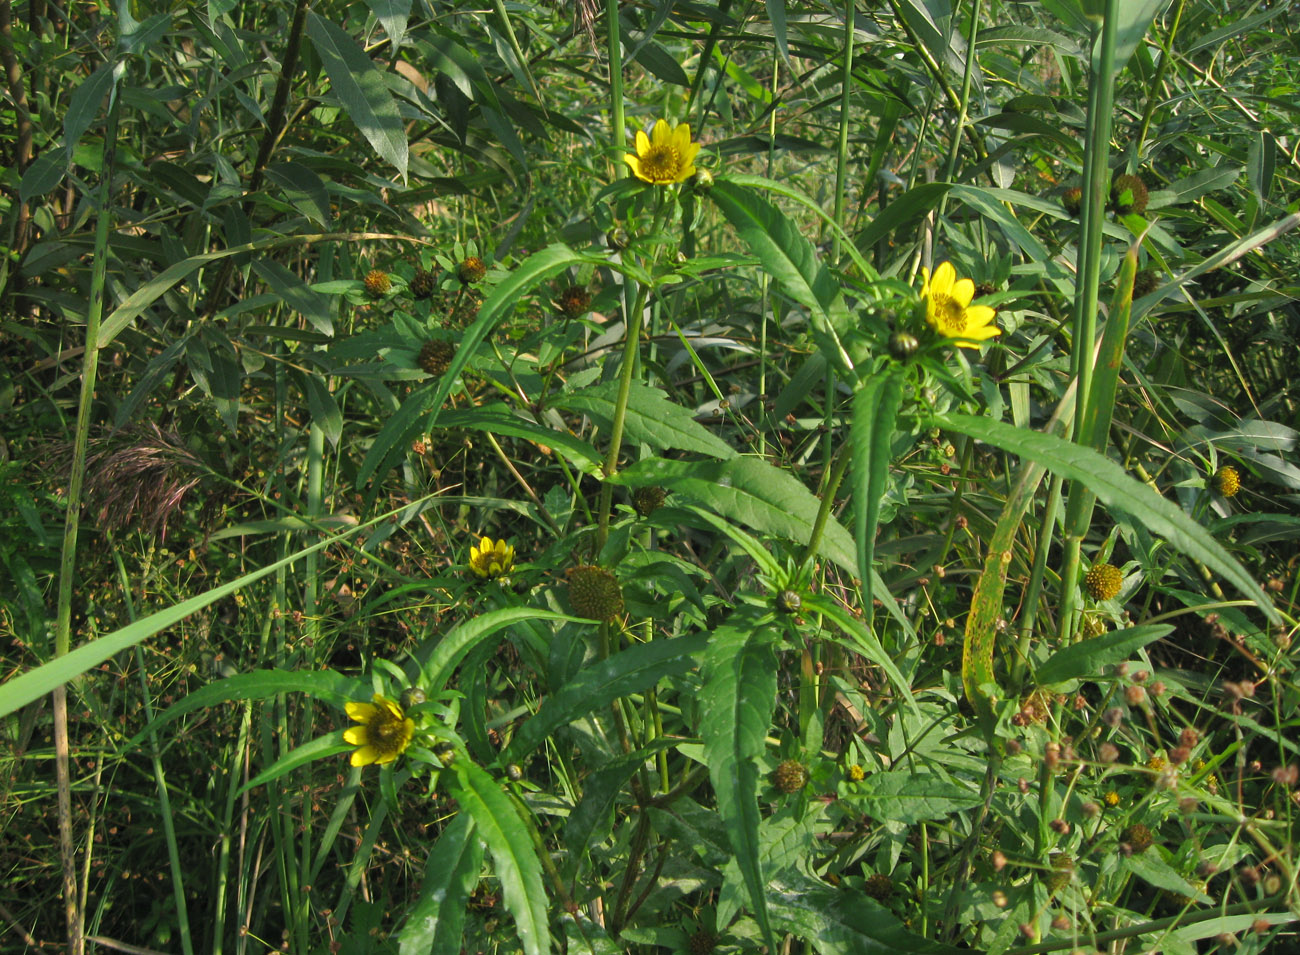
951 277 975 307
343 726 368 745
376 695 404 719
651 118 671 145
930 262 956 297
345 701 377 722
350 746 379 767
635 129 650 155
964 305 997 328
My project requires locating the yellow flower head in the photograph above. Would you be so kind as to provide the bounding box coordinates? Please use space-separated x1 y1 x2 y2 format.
469 536 515 579
344 694 414 767
920 261 1001 349
1103 790 1120 807
624 119 700 185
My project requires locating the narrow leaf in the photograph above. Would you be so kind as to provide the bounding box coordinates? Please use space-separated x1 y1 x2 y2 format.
555 382 736 460
306 12 408 177
937 413 1281 624
700 622 778 950
502 635 707 764
1035 624 1172 686
450 762 549 955
398 812 483 955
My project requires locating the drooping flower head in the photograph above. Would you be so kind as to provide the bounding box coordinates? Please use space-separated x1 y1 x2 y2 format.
920 262 1001 349
469 536 515 579
344 694 415 767
624 119 700 185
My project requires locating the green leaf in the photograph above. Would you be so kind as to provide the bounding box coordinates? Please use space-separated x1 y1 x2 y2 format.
1101 0 1165 75
438 405 602 473
853 771 982 824
239 733 355 795
129 669 364 750
450 762 549 955
612 457 917 641
708 180 852 371
854 182 950 260
264 161 333 227
801 595 916 713
366 0 411 50
767 873 968 955
20 147 69 202
852 369 903 629
502 635 707 764
1124 852 1212 903
936 413 1281 625
1035 624 1172 686
64 61 121 166
413 607 582 698
554 382 736 460
0 513 387 719
303 374 343 447
306 12 408 178
561 740 677 881
700 621 778 950
398 812 483 955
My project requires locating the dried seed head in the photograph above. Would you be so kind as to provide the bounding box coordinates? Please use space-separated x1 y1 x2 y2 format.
565 565 624 621
457 256 487 284
364 269 391 297
418 339 456 377
1110 174 1149 216
773 759 809 794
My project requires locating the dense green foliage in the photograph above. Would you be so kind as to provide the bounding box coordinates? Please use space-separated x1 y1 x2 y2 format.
2 0 1299 953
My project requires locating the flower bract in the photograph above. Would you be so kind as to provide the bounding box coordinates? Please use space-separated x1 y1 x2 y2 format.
344 694 414 767
921 261 1001 349
624 119 700 185
469 536 515 579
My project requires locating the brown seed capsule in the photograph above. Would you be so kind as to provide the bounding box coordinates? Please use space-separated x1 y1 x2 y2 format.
863 873 893 901
1120 823 1154 854
557 285 592 318
410 266 435 299
632 486 667 518
418 339 456 377
1110 174 1149 216
1062 187 1083 216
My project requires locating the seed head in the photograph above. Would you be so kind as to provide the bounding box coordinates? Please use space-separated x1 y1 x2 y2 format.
632 485 667 518
557 286 592 318
418 339 455 377
566 565 624 620
1110 174 1149 216
1062 187 1083 216
773 759 808 794
863 873 893 901
457 256 487 284
364 269 391 297
410 266 436 299
1120 823 1155 854
1084 563 1123 601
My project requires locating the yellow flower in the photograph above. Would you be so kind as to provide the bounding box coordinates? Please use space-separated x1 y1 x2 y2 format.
920 262 1001 349
1212 465 1241 497
1103 790 1120 807
469 537 515 579
344 694 414 767
624 119 700 185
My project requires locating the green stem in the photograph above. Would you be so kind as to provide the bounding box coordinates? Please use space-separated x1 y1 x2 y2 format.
606 0 625 175
1058 0 1120 645
800 443 853 572
831 2 855 260
53 70 120 955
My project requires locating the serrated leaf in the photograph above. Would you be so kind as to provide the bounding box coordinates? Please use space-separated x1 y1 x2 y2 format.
700 622 778 950
450 762 549 955
936 413 1281 625
398 812 482 955
306 12 408 178
555 382 735 460
503 634 707 764
1035 624 1172 686
855 771 982 823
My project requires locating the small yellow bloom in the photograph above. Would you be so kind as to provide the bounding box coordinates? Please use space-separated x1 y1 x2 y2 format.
344 694 414 767
624 119 700 185
469 537 515 579
847 764 865 782
920 262 1001 349
1212 465 1241 497
1103 790 1120 807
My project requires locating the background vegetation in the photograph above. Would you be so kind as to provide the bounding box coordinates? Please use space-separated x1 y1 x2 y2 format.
1 0 1298 953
